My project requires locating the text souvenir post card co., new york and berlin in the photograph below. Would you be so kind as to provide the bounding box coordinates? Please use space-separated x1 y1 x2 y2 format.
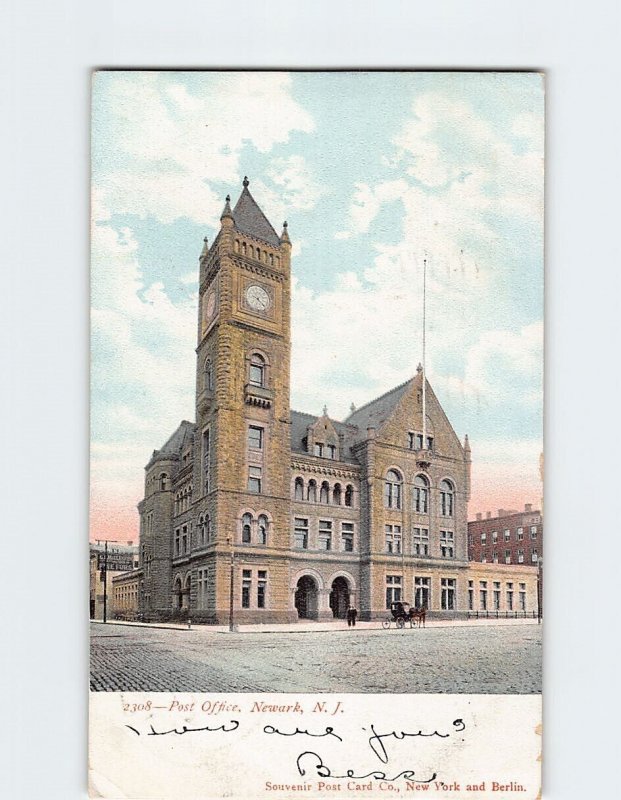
89 71 544 800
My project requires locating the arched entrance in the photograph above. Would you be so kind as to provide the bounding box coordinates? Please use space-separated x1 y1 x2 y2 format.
329 577 350 618
295 575 319 619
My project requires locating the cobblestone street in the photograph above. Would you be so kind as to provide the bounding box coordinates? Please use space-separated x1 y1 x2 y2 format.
91 620 541 693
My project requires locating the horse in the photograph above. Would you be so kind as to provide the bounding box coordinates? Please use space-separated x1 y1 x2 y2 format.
409 606 427 628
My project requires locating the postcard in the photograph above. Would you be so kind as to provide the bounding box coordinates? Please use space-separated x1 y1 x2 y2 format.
89 70 544 799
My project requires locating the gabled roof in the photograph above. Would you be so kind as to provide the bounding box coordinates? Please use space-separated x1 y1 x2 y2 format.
344 378 414 437
232 185 280 247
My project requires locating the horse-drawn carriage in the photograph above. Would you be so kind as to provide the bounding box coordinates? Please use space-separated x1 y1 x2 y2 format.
382 601 427 629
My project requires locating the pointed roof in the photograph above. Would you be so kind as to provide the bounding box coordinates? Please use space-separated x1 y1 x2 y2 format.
344 377 415 434
231 177 280 247
147 420 196 467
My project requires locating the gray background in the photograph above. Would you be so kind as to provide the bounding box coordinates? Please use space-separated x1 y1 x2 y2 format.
2 1 619 797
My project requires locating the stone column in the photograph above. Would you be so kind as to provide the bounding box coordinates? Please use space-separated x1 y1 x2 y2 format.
317 589 333 622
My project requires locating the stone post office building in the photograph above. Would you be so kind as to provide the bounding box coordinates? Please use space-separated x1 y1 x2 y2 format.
135 179 538 623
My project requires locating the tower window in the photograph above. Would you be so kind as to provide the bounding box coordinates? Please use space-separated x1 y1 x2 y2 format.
249 354 266 387
204 359 213 391
248 466 262 494
248 425 263 450
202 428 210 495
294 477 304 501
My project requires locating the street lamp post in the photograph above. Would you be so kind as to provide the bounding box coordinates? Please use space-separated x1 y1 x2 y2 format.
97 538 121 624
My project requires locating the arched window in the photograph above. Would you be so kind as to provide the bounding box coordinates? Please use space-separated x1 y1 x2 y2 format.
332 483 342 505
205 514 211 542
307 479 317 503
249 353 266 388
249 245 255 258
440 479 454 517
384 469 402 509
234 239 240 253
345 484 354 507
204 359 213 391
242 513 252 544
258 515 268 545
414 475 429 514
294 477 304 501
159 473 168 491
242 241 247 256
320 481 330 504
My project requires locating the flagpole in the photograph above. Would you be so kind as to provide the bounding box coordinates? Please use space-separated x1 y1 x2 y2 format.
422 255 427 448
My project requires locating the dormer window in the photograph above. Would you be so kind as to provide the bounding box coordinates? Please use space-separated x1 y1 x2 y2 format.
314 443 324 457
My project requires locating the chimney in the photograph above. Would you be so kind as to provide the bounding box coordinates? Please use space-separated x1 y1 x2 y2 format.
524 503 532 512
476 513 482 521
498 509 505 518
367 426 376 440
127 540 133 547
486 511 491 520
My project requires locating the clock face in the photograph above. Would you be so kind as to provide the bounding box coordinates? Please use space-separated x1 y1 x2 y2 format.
245 284 270 312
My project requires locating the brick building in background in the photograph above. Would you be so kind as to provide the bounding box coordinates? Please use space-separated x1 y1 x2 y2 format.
135 178 539 624
468 505 543 567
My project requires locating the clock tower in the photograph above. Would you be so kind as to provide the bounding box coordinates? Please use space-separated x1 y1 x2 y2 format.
194 177 294 622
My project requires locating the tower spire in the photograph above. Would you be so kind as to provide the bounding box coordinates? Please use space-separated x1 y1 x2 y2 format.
220 194 233 221
280 220 290 245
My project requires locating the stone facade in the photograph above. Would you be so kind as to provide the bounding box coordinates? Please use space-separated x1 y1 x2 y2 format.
137 179 538 623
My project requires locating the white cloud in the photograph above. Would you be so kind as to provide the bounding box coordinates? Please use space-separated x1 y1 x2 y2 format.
91 221 197 505
93 72 316 225
437 322 544 407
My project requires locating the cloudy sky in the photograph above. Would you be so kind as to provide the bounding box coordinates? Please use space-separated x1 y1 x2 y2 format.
91 71 544 543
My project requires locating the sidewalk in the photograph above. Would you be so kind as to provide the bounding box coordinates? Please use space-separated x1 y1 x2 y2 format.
93 617 540 634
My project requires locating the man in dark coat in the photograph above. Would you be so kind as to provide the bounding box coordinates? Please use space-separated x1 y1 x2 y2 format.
346 605 358 627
